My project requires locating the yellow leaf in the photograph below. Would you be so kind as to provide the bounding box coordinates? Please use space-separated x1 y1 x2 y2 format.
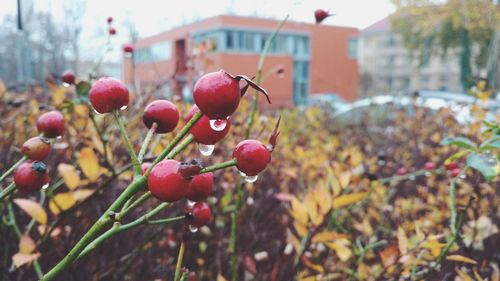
57 163 80 190
217 274 228 281
312 231 350 243
326 238 352 262
379 244 399 267
446 255 477 265
302 257 324 273
78 147 100 181
314 184 332 215
12 252 41 268
333 192 368 209
421 236 447 258
397 227 409 255
19 235 36 254
339 171 351 188
455 267 474 281
304 192 318 223
290 197 309 225
74 104 89 117
294 221 308 237
0 80 5 98
287 228 302 254
415 221 425 241
13 199 47 225
49 193 77 215
73 189 94 201
51 85 67 106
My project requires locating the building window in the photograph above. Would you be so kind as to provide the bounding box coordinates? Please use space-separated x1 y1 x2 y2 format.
348 37 358 59
293 61 309 105
134 41 171 64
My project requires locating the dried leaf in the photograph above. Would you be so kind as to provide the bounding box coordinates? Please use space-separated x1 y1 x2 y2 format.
446 255 477 264
302 256 324 273
217 274 228 281
78 147 100 181
339 171 352 188
57 163 80 190
49 193 77 215
73 189 94 201
19 235 36 254
397 227 409 255
312 231 349 243
379 244 399 267
333 192 368 209
326 238 352 262
12 252 41 268
455 267 474 281
314 184 332 215
290 197 309 225
13 199 47 225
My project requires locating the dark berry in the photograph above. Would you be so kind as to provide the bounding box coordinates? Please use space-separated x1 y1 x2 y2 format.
143 100 179 134
36 111 65 138
424 162 436 170
21 137 51 160
315 9 331 23
148 160 190 202
185 173 213 202
14 161 49 193
233 140 271 176
396 167 407 176
62 70 76 85
189 202 212 227
186 105 231 145
89 77 129 113
123 44 134 53
445 162 459 171
109 27 116 35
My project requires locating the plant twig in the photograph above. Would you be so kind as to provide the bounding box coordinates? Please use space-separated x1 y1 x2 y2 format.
0 156 27 185
0 183 17 202
113 110 141 176
138 122 157 162
200 159 238 174
174 240 186 281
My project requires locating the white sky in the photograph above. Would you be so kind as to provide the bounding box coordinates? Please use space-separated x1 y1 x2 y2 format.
1 0 395 61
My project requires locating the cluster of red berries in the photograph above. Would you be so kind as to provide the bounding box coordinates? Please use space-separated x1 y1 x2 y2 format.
13 111 66 193
107 16 116 36
86 70 277 228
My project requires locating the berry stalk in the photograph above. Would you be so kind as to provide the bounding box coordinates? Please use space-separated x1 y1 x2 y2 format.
0 156 27 185
113 110 141 176
0 182 17 201
174 240 186 281
138 122 157 162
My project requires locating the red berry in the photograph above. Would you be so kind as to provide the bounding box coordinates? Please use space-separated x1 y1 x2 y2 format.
89 77 129 113
193 70 241 119
61 70 76 84
143 100 179 134
450 168 461 177
36 111 65 138
109 27 116 35
148 160 190 202
424 162 436 170
21 137 51 160
396 167 407 176
123 43 134 53
189 202 212 227
233 140 271 176
445 162 459 171
107 16 113 24
315 9 331 23
185 172 213 202
186 105 231 145
14 161 49 193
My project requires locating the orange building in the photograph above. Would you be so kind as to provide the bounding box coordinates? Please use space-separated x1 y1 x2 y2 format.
123 15 359 108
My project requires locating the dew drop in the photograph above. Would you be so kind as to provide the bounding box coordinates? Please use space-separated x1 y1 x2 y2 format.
93 108 102 115
120 105 128 110
62 82 70 88
56 136 63 140
187 200 196 208
188 225 198 233
209 119 227 131
459 174 467 179
198 144 215 156
244 175 258 183
239 171 247 177
42 184 49 190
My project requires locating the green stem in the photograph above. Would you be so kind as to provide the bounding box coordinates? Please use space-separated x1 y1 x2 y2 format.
229 212 238 280
0 183 17 201
138 122 157 162
113 110 141 176
200 159 238 174
89 112 115 175
77 203 173 260
42 113 203 280
244 14 289 139
166 134 194 159
0 156 27 185
117 192 152 221
378 168 443 184
174 240 186 281
148 215 186 225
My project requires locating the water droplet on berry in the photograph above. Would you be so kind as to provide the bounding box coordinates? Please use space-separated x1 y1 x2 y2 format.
42 184 49 190
198 144 215 156
120 105 128 110
62 82 70 88
93 108 102 115
188 225 198 233
209 119 227 131
244 175 258 183
56 136 63 140
239 171 246 177
187 200 196 208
